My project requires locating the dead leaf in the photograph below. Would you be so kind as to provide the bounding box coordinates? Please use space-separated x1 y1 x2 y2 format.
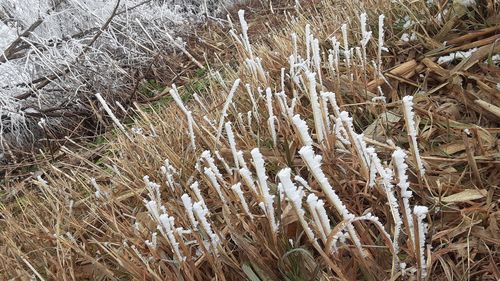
441 189 487 203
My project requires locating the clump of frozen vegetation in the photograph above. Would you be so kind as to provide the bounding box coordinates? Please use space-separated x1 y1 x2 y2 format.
0 0 230 159
97 10 430 279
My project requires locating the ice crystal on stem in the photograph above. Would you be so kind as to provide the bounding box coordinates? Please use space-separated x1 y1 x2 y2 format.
377 14 388 73
201 151 224 181
278 168 317 243
193 201 220 254
159 213 185 262
265 88 277 146
160 159 177 191
169 85 196 149
189 182 207 212
402 96 425 177
392 148 415 246
225 122 240 169
306 193 330 242
298 145 365 256
239 167 257 195
204 167 226 204
341 24 351 68
413 206 429 278
251 148 278 233
216 79 241 140
292 114 313 146
181 193 198 229
231 183 254 220
367 147 402 255
305 70 325 143
238 10 253 60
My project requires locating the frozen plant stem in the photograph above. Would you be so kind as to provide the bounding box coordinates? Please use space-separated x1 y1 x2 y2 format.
292 114 313 146
251 148 278 234
265 88 277 146
169 85 196 149
181 193 198 229
306 193 330 243
217 79 241 141
413 206 429 279
377 14 388 75
278 168 318 245
204 167 227 205
341 24 351 69
238 10 253 60
193 202 220 253
401 96 425 178
305 71 325 143
201 151 224 181
225 122 240 170
298 146 366 256
95 93 129 139
392 148 415 248
231 183 254 220
158 213 185 262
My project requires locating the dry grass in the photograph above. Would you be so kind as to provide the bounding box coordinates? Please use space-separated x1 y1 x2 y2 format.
0 0 498 280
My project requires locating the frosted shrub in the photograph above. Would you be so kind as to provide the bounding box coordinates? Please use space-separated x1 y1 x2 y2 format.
0 0 230 158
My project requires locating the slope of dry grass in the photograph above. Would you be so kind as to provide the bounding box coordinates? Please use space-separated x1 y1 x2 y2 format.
0 0 498 280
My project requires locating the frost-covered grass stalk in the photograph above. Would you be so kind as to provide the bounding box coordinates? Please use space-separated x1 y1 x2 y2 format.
216 79 241 140
278 168 318 245
392 148 415 246
224 122 240 169
377 14 387 75
181 193 198 229
245 84 259 121
230 183 253 220
305 24 311 67
401 96 425 177
158 213 185 262
359 13 371 68
413 206 429 279
367 147 402 259
215 150 233 176
237 10 253 60
201 151 224 181
320 93 332 132
204 167 227 205
189 181 207 212
95 93 128 137
323 91 340 116
292 114 313 146
160 159 177 191
251 148 278 234
311 37 322 85
239 167 258 195
339 112 370 177
298 145 365 256
306 193 331 243
328 37 341 83
193 201 220 253
341 24 351 69
236 151 248 170
265 88 277 146
305 70 325 143
169 85 196 149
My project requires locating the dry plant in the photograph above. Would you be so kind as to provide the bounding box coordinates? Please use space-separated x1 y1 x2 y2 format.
0 0 498 280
